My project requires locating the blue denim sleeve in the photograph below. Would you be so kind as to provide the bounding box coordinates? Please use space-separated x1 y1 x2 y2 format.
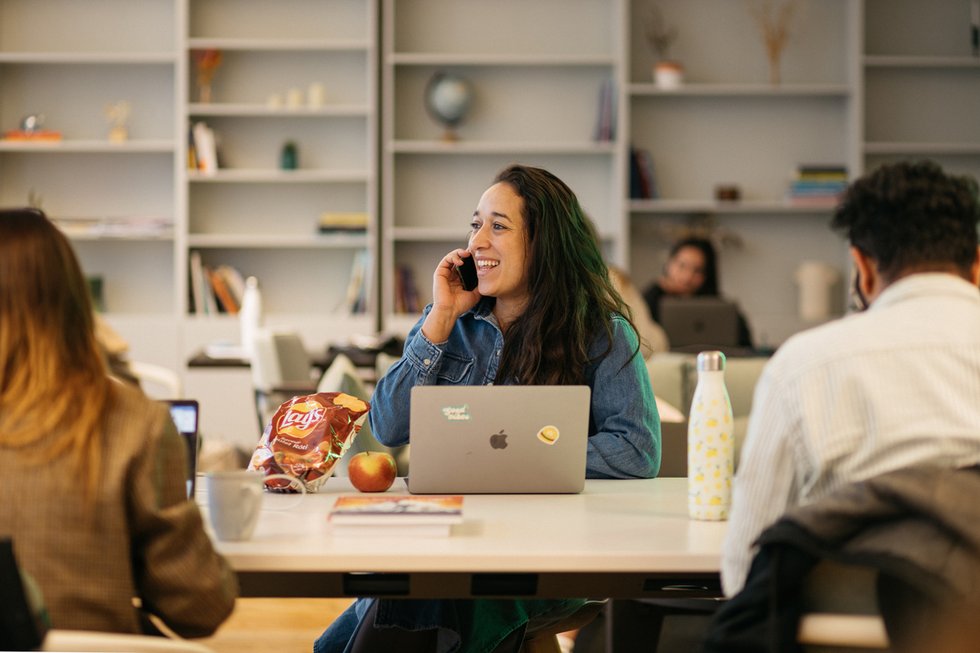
368 306 446 447
585 316 662 479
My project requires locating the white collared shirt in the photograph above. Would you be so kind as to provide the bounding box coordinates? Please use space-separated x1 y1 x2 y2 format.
722 273 980 596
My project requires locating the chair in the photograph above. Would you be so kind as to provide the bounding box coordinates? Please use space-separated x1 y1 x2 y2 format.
0 538 47 651
796 561 889 650
317 353 409 476
41 630 217 652
250 329 319 430
126 361 184 399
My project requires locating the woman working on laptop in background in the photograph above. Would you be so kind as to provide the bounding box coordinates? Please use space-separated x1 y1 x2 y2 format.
315 164 661 653
641 236 753 349
0 208 237 637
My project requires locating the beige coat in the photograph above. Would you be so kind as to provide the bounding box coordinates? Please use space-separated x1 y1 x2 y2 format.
0 382 237 637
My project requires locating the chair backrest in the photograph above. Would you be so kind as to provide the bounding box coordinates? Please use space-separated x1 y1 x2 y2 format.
41 629 217 652
127 361 184 399
318 354 409 476
250 329 314 392
0 538 48 651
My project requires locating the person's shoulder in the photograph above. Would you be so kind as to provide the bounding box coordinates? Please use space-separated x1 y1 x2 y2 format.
764 312 869 378
107 381 170 436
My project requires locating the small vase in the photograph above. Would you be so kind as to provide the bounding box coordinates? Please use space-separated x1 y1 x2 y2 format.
197 82 213 104
653 61 684 89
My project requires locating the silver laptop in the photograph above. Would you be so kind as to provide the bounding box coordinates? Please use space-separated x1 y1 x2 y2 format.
407 385 590 494
659 297 740 349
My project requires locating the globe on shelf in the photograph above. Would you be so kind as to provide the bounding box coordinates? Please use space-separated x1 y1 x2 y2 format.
424 72 473 142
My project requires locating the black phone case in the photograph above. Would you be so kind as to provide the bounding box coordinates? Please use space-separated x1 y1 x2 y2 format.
455 256 478 291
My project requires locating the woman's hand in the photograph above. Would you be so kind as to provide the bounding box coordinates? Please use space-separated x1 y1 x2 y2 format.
421 248 481 343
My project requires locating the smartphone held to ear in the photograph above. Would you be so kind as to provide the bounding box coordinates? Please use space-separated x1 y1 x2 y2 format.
455 255 478 291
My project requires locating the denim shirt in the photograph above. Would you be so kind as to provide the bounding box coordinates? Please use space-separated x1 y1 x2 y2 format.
369 299 661 479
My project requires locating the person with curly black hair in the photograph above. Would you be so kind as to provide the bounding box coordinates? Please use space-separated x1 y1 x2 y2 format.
720 160 980 646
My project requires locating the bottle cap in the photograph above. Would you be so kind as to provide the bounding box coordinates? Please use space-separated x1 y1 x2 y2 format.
696 350 726 372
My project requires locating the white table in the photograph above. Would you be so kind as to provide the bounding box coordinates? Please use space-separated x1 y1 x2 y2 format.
197 477 726 599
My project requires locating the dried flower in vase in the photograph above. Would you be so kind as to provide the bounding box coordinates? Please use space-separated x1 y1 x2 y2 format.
643 2 679 62
192 49 223 103
747 0 799 86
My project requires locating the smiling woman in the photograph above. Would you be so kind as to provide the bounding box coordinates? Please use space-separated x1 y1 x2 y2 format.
313 164 663 653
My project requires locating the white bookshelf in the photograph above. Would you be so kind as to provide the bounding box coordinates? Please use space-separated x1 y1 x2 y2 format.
380 0 625 331
861 0 980 183
183 0 379 355
623 0 859 347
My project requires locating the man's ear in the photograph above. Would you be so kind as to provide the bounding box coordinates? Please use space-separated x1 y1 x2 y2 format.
849 246 878 300
971 246 980 286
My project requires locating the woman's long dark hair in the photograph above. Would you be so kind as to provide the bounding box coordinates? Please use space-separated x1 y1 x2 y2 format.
493 165 639 385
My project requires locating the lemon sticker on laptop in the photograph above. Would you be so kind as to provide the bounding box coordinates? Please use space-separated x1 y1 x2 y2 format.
537 425 559 445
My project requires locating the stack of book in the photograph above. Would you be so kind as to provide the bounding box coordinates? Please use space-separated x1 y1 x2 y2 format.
189 252 246 315
787 165 848 207
328 494 464 538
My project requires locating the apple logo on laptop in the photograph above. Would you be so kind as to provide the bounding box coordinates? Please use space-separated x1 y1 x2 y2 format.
489 430 508 450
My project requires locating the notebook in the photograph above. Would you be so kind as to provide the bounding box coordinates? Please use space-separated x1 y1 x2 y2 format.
659 297 740 349
407 385 590 494
165 399 200 497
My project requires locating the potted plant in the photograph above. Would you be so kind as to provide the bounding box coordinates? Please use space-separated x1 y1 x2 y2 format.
643 3 683 89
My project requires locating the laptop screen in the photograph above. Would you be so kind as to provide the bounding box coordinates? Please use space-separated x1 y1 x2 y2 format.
164 400 199 498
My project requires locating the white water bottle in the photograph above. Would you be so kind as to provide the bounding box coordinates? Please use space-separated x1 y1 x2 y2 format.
687 350 735 521
239 276 262 360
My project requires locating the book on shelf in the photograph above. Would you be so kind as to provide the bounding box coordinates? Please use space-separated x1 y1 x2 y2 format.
629 147 658 200
191 121 218 176
206 266 240 314
328 494 464 538
395 265 420 314
189 251 208 315
592 76 616 142
318 212 368 233
343 249 370 314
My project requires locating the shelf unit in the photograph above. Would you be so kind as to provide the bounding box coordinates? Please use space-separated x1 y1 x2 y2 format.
861 0 980 181
183 0 378 355
622 0 859 347
380 0 626 334
0 0 181 365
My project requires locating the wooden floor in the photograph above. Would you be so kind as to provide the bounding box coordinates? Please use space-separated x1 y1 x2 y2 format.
199 598 354 653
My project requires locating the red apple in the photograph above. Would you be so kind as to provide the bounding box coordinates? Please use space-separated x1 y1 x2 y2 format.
347 451 397 492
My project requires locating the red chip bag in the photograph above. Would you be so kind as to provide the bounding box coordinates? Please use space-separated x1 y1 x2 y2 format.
248 391 369 492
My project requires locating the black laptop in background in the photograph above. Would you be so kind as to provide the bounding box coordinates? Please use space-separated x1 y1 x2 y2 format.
659 297 741 350
164 400 200 498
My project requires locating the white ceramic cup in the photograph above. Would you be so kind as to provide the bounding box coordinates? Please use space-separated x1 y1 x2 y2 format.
205 471 304 541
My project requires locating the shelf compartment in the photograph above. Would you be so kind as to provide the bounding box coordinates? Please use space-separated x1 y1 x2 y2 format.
630 95 849 202
186 49 370 107
187 169 370 183
0 64 175 140
0 0 175 54
629 83 851 97
187 115 369 171
628 199 838 214
189 246 370 316
393 65 614 144
188 234 369 249
864 67 980 144
190 0 370 42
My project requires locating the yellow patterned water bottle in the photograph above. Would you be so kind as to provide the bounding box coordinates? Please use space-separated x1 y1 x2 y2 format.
687 351 734 520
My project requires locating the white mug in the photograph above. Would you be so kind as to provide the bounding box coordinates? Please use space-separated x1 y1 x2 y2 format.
205 471 304 541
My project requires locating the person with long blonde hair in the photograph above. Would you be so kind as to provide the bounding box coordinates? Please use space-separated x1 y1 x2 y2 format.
0 208 237 636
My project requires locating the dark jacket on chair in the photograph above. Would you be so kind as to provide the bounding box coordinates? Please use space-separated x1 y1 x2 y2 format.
702 464 980 653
